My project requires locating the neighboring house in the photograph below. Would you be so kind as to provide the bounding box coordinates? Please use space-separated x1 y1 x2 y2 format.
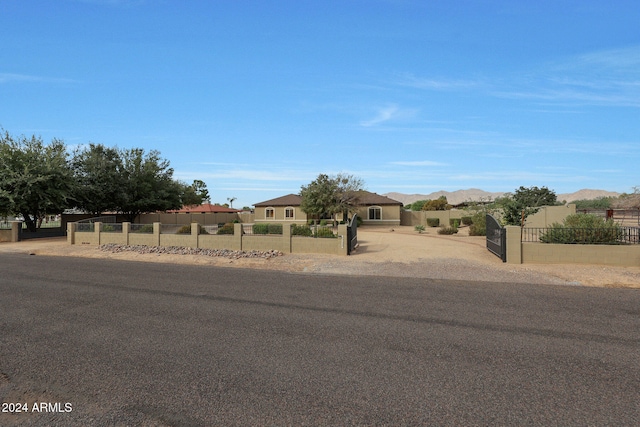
253 192 403 226
167 203 241 214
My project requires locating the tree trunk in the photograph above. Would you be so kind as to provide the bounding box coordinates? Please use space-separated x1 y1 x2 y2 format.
21 212 37 232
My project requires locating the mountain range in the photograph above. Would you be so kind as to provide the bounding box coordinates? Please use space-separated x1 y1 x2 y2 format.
382 189 622 207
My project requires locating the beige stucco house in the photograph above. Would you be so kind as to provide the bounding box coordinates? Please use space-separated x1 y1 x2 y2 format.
253 192 403 226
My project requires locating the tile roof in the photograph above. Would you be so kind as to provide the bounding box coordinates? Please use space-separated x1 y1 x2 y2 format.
254 194 303 207
167 203 241 213
253 192 401 207
356 191 403 206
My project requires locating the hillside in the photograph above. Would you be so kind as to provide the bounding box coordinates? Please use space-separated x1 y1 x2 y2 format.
383 189 621 206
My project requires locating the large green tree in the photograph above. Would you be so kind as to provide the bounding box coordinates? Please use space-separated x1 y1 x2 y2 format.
180 179 210 206
118 148 183 222
0 130 76 231
499 186 558 226
72 143 126 215
300 173 364 222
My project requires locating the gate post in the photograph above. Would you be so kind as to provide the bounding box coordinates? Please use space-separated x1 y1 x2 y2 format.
505 226 522 264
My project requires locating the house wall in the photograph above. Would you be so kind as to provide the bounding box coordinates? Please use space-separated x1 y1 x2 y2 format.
358 205 402 226
254 206 307 224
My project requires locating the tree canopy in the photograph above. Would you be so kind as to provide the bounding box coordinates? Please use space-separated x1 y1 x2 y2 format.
300 173 365 221
1 129 206 227
72 143 126 215
0 131 76 231
498 186 558 226
118 148 183 222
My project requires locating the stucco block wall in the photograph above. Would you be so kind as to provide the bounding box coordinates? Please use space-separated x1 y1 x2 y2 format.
524 204 576 227
0 229 13 242
401 210 466 227
198 235 241 251
129 233 159 246
74 231 100 245
522 243 640 266
292 236 347 255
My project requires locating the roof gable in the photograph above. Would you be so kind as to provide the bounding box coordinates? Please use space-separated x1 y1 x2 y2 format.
254 194 303 207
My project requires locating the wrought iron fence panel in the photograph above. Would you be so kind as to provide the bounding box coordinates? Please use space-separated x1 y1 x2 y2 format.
524 227 640 245
101 223 123 233
130 224 154 233
76 223 95 232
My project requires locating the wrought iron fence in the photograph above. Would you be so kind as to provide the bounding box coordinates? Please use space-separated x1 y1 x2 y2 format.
523 227 640 245
130 223 154 233
76 223 95 232
101 223 123 233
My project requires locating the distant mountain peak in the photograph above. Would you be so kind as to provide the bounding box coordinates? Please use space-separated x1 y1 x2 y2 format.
383 189 621 206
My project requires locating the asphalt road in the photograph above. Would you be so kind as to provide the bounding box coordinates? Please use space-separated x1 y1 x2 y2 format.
1 253 639 426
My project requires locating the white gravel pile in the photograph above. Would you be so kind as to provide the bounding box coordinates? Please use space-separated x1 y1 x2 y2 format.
99 243 283 259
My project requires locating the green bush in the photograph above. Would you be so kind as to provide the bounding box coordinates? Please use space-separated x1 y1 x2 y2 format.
315 227 336 238
267 224 283 234
102 224 115 232
176 224 191 234
449 218 460 228
426 218 440 227
356 216 363 227
217 223 234 235
253 223 269 234
319 219 328 226
414 224 425 234
437 226 458 235
468 212 486 236
139 224 153 233
540 214 623 244
461 216 473 226
292 224 313 236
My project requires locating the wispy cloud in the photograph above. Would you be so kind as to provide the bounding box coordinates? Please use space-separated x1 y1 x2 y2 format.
389 160 447 167
393 73 480 90
0 73 75 84
359 104 417 127
492 45 640 108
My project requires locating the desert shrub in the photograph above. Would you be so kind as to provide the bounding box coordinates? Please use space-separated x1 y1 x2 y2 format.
315 227 336 238
540 214 622 244
253 223 269 234
292 224 313 236
356 216 363 227
138 224 153 233
267 224 283 234
198 224 209 235
461 216 473 226
176 224 192 234
319 219 328 226
414 224 425 234
437 226 458 235
426 218 439 227
101 224 115 232
468 212 486 236
449 218 460 228
217 223 234 235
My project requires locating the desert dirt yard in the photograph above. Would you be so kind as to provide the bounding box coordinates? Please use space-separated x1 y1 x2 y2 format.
1 225 639 288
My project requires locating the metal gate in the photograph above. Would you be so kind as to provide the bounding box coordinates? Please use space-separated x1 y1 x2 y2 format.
486 214 506 262
346 213 358 255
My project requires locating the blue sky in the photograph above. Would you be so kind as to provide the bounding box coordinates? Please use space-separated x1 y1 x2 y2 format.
1 0 639 208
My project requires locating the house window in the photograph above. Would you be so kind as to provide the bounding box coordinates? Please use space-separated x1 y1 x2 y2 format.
285 207 294 219
368 206 381 220
265 208 275 219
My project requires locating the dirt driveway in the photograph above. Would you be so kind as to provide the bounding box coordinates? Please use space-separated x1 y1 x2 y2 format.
1 226 639 288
